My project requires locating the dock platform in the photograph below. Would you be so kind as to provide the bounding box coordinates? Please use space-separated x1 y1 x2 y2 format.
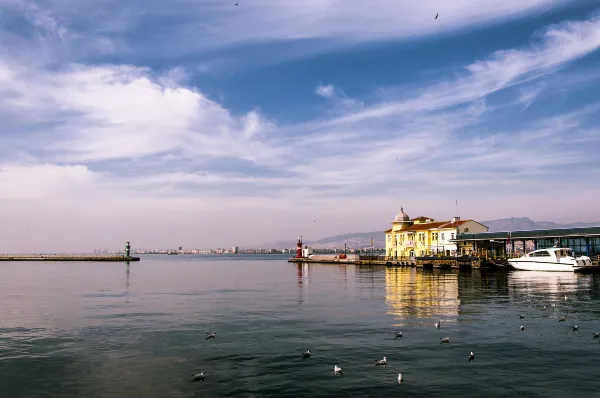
0 255 140 262
288 255 503 269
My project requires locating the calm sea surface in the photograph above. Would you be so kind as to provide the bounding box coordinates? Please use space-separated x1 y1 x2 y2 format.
2 254 600 397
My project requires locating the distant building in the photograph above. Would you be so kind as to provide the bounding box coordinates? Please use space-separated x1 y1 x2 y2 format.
384 207 488 258
232 246 239 254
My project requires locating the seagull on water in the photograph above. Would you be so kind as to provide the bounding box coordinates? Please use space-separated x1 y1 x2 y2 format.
435 321 440 329
592 332 599 339
468 352 475 362
191 372 204 382
334 365 343 376
440 337 450 344
398 373 404 384
206 332 216 340
520 325 525 331
375 357 387 367
395 332 403 339
559 317 566 322
519 314 525 319
302 350 311 359
573 325 578 332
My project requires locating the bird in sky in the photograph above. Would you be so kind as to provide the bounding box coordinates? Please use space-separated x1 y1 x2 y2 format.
435 13 438 19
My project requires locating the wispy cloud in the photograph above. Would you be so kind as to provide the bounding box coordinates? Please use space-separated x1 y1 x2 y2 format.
315 84 334 98
0 0 572 66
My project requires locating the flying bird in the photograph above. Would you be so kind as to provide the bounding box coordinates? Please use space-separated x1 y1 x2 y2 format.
468 352 475 362
435 13 438 19
375 357 387 367
191 373 204 382
334 365 343 376
206 332 216 340
302 350 311 359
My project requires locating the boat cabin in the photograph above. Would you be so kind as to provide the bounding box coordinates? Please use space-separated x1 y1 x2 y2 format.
527 248 573 258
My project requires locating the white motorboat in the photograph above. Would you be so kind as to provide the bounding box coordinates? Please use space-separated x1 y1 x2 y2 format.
508 247 596 272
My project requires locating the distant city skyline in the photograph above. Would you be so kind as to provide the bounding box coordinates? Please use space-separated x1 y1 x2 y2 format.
1 1 600 252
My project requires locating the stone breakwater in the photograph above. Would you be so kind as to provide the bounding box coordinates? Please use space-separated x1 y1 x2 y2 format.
0 254 140 262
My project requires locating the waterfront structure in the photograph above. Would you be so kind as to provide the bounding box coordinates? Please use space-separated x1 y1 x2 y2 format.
232 246 239 254
455 226 600 259
384 208 489 258
296 236 303 258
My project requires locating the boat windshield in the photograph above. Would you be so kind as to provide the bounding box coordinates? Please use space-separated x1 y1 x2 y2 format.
556 249 573 257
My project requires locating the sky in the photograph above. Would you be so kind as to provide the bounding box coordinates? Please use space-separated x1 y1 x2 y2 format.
1 0 600 252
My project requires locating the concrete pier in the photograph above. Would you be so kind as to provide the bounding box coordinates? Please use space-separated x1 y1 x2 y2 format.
288 255 502 269
0 254 140 262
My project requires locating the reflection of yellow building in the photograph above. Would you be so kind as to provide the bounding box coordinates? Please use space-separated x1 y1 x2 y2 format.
384 207 489 258
385 267 460 322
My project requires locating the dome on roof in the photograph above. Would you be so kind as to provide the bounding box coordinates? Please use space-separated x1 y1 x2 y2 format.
393 207 410 223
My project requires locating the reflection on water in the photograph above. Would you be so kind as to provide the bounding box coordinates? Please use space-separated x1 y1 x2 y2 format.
2 257 600 398
385 268 460 323
508 271 592 295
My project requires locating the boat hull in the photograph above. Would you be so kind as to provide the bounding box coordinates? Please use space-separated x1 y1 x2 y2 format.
508 260 597 272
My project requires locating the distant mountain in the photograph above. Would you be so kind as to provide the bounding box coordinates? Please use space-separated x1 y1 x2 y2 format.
261 231 385 250
260 217 600 249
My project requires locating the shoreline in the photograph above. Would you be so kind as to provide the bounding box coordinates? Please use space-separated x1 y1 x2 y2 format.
0 255 140 262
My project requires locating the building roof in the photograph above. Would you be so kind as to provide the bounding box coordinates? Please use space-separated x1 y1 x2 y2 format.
384 228 393 233
437 220 469 229
403 221 448 231
392 207 411 223
411 216 435 222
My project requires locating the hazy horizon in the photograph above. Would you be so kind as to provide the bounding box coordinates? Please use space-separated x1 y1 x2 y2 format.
2 1 600 252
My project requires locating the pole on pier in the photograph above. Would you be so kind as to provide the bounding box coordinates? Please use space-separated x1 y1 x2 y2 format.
125 241 131 257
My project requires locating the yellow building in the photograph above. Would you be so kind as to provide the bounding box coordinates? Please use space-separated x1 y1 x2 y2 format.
384 207 489 259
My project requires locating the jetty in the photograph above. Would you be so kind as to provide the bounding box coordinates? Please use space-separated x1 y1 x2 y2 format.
0 241 140 262
0 254 139 262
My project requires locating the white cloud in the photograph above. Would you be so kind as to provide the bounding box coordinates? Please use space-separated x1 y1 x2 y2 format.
1 11 600 251
0 60 283 164
315 84 334 98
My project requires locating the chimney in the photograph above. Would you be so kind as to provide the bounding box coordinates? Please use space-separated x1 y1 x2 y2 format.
452 216 460 223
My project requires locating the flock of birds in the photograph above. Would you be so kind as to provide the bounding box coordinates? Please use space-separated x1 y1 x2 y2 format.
190 295 600 386
190 321 471 385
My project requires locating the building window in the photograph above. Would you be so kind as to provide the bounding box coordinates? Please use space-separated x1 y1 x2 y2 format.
451 233 455 239
441 233 445 240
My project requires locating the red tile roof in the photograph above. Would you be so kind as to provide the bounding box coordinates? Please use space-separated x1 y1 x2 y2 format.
438 220 469 229
411 216 434 222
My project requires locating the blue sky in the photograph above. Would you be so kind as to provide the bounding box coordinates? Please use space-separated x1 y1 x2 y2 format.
1 0 600 251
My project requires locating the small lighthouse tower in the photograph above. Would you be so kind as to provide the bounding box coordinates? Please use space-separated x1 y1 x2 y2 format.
296 236 303 258
125 241 131 258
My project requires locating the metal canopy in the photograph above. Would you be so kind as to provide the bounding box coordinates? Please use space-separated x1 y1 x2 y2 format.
455 226 600 242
